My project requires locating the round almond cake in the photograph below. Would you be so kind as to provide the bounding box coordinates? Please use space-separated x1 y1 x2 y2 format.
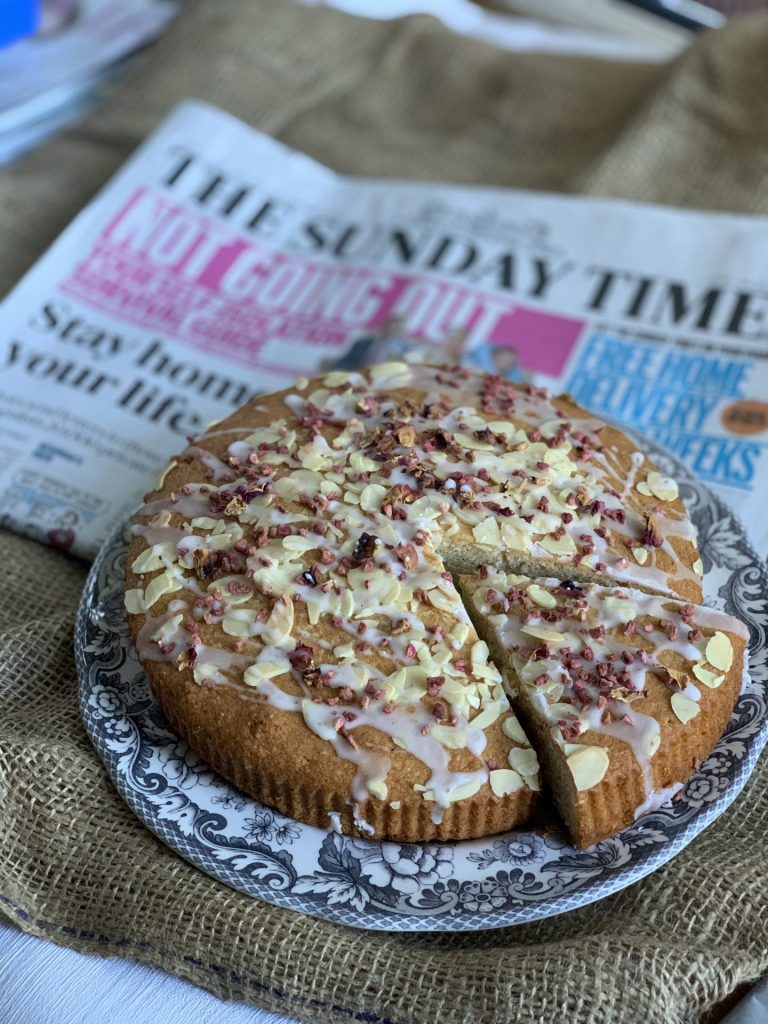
124 362 747 846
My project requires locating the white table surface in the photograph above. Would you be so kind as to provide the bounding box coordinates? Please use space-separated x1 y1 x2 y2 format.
0 920 297 1024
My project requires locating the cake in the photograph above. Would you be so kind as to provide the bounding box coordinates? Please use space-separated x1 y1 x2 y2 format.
459 571 748 847
124 362 745 845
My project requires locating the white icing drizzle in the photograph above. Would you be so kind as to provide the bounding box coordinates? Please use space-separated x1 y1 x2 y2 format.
132 522 190 547
248 651 490 822
352 803 376 835
140 487 214 520
632 780 684 821
690 604 750 640
249 679 301 711
327 811 343 834
183 445 233 481
136 605 189 663
136 602 253 690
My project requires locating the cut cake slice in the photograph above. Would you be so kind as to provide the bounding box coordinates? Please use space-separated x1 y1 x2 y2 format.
459 570 749 847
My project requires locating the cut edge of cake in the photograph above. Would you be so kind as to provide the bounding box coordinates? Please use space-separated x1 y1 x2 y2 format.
458 570 748 848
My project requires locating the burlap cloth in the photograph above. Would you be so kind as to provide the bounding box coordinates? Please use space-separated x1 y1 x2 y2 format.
1 4 767 1022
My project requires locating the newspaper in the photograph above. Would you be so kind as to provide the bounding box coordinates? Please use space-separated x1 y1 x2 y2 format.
1 100 766 560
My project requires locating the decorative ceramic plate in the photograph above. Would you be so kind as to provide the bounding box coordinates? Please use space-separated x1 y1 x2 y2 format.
76 434 768 932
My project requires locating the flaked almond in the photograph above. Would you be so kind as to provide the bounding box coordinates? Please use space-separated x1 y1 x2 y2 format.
263 595 295 646
298 445 332 471
521 624 565 643
244 660 287 684
282 535 316 555
447 778 484 803
671 691 700 724
646 471 679 502
154 459 178 489
507 746 539 777
489 768 524 797
527 583 557 609
367 779 388 801
566 745 609 791
642 730 661 758
453 430 495 452
467 701 503 731
470 640 491 671
144 571 180 609
132 542 176 574
208 525 244 551
472 518 501 546
693 663 724 688
603 595 637 624
222 609 258 637
705 631 733 672
209 574 253 605
396 425 417 448
360 483 388 513
369 361 409 381
486 419 521 438
124 588 146 614
501 521 533 553
427 588 460 613
193 662 220 686
307 387 330 409
191 516 217 529
501 715 528 746
322 371 350 388
540 533 577 556
349 452 378 473
449 622 470 649
431 725 467 749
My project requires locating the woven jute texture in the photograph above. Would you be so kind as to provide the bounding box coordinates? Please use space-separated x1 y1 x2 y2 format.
1 4 767 1021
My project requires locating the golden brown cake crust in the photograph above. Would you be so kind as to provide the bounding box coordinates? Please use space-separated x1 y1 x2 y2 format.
124 363 719 845
461 571 748 848
150 670 535 842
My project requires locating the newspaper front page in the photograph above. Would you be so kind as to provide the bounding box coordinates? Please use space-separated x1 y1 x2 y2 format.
1 100 765 559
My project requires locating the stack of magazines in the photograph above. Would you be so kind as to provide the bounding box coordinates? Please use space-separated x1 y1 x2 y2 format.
0 0 176 165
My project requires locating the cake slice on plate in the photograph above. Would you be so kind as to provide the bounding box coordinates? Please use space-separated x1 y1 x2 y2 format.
459 570 749 848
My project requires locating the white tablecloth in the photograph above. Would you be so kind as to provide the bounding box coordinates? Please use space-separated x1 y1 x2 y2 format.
0 921 297 1024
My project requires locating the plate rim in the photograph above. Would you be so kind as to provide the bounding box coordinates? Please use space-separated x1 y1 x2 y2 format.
75 432 768 932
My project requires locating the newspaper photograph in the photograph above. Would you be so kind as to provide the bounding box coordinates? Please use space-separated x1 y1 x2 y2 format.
0 100 765 559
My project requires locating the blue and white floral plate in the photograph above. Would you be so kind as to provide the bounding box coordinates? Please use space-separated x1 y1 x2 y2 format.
76 436 768 932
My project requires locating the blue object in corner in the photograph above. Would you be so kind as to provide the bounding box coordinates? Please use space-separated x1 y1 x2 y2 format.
0 0 40 48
